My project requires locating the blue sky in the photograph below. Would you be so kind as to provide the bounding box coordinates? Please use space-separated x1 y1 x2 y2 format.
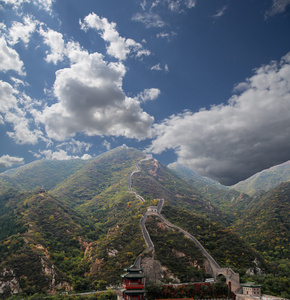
0 0 290 185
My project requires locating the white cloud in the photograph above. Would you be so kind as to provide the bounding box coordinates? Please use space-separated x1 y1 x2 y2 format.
80 13 150 60
81 153 92 160
148 52 290 185
132 12 166 28
56 139 92 153
213 6 227 19
265 0 290 18
0 154 24 168
151 63 168 72
33 0 54 13
0 80 42 145
0 37 25 75
0 0 28 9
1 0 54 13
39 149 79 160
156 31 177 41
137 88 161 102
167 0 181 12
5 110 42 144
34 42 154 141
102 140 111 151
134 0 197 29
186 0 196 8
0 80 18 112
141 0 147 10
157 32 170 39
8 15 38 46
37 149 92 160
39 26 65 64
151 63 162 71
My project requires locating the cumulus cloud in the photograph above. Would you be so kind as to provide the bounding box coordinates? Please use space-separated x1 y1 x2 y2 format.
39 26 65 64
33 41 154 141
0 80 42 144
6 111 42 144
39 149 79 160
37 149 92 160
81 153 92 160
80 13 150 60
148 52 290 185
0 37 25 75
33 0 54 12
265 0 290 18
137 88 161 102
8 15 38 46
0 154 24 168
0 80 18 113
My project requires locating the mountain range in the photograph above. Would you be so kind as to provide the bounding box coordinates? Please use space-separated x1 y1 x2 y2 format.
0 147 289 298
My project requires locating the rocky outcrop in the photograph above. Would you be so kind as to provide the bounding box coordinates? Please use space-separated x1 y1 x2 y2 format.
0 269 21 296
141 256 163 282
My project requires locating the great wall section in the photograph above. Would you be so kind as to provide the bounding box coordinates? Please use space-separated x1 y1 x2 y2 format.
129 155 241 294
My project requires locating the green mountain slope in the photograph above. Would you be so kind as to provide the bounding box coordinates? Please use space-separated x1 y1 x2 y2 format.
133 158 225 224
0 189 88 296
51 147 145 208
231 160 290 196
231 181 290 261
161 205 266 273
0 159 88 192
0 187 146 296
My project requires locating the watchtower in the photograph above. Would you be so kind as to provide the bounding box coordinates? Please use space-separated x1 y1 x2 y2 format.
121 264 146 300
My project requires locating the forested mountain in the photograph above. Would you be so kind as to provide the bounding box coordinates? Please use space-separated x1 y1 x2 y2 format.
168 162 252 222
231 160 290 196
0 147 289 298
231 181 290 261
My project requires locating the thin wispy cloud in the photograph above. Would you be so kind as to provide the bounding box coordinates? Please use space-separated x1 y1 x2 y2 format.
265 0 290 18
212 5 227 21
132 12 166 28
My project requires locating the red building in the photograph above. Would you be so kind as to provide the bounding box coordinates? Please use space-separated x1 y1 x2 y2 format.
121 264 146 300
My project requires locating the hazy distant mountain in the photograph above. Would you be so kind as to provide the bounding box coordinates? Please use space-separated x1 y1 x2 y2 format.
168 162 252 222
168 162 226 189
0 159 88 192
231 160 290 196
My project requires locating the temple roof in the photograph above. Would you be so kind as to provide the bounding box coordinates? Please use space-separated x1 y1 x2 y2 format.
122 289 147 294
121 273 146 278
124 264 143 272
241 282 262 288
